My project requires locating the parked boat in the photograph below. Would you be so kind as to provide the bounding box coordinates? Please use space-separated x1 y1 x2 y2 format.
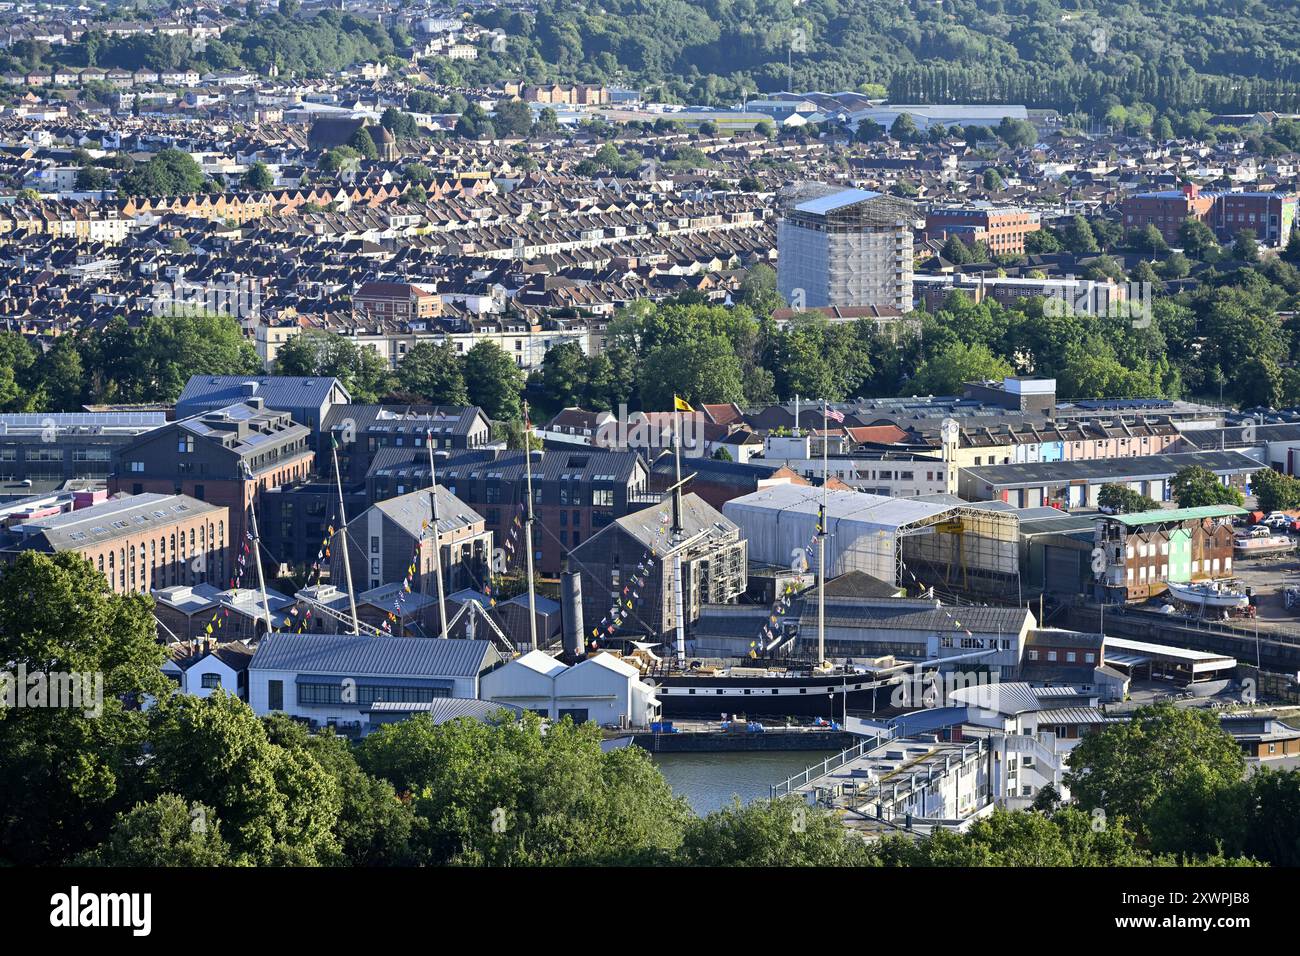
1164 580 1249 610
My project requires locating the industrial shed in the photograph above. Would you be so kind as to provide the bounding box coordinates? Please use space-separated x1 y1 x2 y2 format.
722 484 1020 598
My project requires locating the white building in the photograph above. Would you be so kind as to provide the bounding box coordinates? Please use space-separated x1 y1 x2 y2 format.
480 650 660 728
247 633 501 734
160 643 254 701
777 186 916 312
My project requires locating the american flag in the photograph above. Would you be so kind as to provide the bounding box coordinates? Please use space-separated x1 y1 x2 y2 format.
825 407 845 423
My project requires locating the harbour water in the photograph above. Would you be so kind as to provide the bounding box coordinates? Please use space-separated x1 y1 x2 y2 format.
652 750 838 815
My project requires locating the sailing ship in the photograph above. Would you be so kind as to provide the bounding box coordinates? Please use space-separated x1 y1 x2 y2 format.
641 398 924 719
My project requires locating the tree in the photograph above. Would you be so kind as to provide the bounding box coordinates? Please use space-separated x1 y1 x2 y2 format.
493 98 534 138
1127 224 1169 255
853 118 883 142
395 341 468 406
34 335 85 411
262 715 421 866
78 795 232 866
941 235 972 264
639 335 745 409
1249 466 1300 514
1064 704 1245 845
1062 215 1099 254
1233 228 1260 263
357 712 689 865
402 162 434 185
120 148 207 196
994 116 1037 148
244 161 274 190
911 341 1013 395
319 145 361 175
275 330 392 404
1170 465 1246 508
1283 230 1300 266
889 112 919 142
75 165 112 190
99 314 261 404
0 551 169 865
534 341 589 413
877 807 1155 867
464 340 524 421
348 127 378 160
1098 483 1159 514
380 108 420 141
1030 783 1062 813
1178 217 1220 260
145 691 343 865
678 797 873 866
735 263 783 317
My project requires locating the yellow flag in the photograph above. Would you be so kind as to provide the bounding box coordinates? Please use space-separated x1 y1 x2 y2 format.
673 395 694 413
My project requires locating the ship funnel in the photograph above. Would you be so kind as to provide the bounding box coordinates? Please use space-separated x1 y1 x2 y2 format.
561 570 584 662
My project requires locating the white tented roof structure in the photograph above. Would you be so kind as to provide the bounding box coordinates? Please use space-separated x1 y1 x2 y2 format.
722 484 1020 595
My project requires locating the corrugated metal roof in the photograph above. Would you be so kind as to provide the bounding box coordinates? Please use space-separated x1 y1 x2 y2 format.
805 596 1030 634
176 375 347 416
1033 707 1109 724
365 698 520 722
949 680 1043 714
249 633 497 678
1106 505 1246 526
794 188 881 215
17 493 223 551
965 451 1259 487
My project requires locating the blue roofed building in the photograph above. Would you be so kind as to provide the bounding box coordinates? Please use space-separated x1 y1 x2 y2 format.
175 375 351 435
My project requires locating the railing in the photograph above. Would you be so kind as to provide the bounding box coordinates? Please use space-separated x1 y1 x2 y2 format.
293 594 386 638
769 726 894 800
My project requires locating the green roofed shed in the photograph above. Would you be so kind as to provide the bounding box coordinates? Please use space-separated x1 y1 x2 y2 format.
1103 505 1246 527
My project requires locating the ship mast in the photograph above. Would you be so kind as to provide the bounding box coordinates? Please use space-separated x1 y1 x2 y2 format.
426 429 449 639
818 398 828 668
522 402 538 652
241 460 273 638
672 400 686 663
331 435 359 634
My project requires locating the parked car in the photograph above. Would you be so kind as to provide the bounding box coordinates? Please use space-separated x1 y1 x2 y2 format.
1244 525 1272 538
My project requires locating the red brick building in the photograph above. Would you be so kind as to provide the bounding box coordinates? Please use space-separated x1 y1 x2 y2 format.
0 493 228 596
109 399 314 565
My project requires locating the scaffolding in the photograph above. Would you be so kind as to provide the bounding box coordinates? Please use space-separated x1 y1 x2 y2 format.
723 486 1020 600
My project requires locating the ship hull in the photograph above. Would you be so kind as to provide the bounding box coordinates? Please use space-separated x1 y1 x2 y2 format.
1165 582 1249 610
654 673 896 719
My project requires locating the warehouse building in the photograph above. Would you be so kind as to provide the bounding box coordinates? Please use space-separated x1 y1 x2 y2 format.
958 451 1260 509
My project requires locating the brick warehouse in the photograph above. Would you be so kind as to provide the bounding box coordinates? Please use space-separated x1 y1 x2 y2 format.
0 492 228 596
